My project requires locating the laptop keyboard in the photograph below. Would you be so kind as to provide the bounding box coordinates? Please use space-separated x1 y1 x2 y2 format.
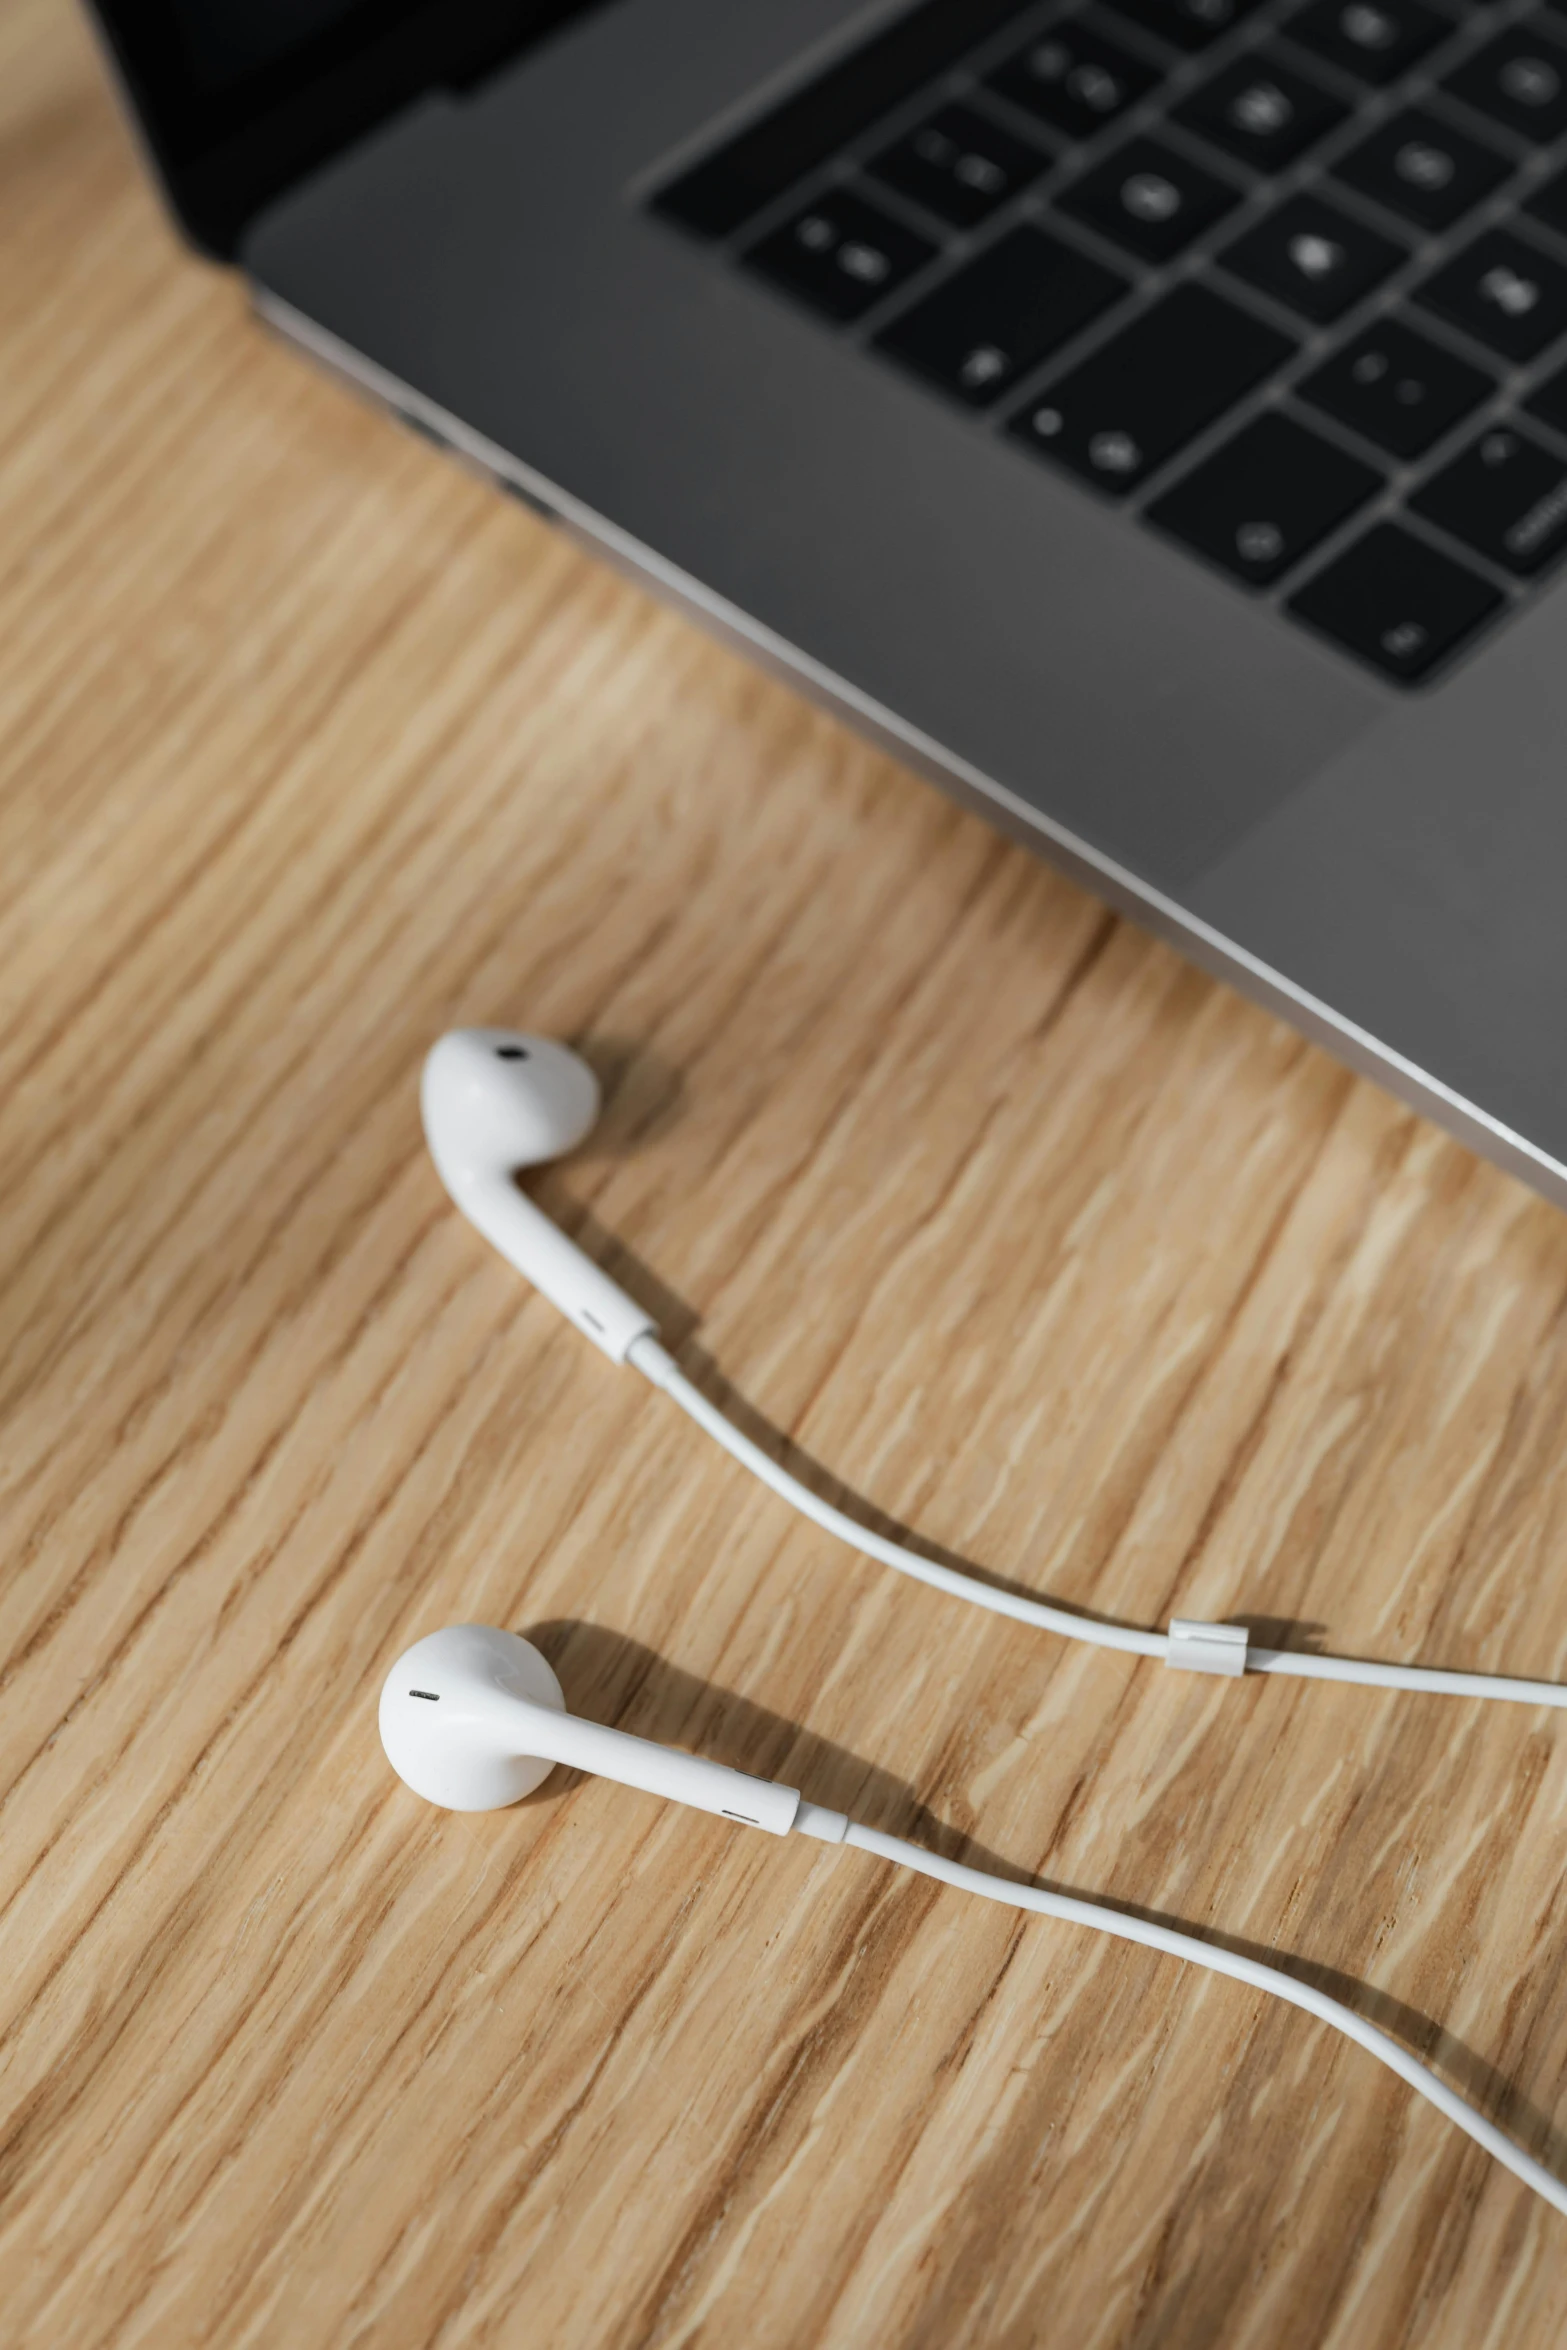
650 0 1567 685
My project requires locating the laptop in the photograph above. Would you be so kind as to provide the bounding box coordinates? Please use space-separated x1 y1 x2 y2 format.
88 0 1567 1206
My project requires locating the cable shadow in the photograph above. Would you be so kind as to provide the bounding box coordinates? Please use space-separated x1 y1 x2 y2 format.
672 1335 1233 1636
1231 1615 1330 1654
515 1200 1331 1655
528 1191 704 1352
522 1619 1567 2178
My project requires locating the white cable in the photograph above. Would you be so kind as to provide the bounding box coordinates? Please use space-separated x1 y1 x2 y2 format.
788 1804 1567 2219
630 1337 1164 1657
629 1337 1567 1709
1247 1647 1567 1702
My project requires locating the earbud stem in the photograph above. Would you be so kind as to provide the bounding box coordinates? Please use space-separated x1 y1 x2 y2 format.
444 1172 657 1363
474 1687 799 1834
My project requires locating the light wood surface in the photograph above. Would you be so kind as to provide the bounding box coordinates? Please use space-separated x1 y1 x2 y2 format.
6 6 1567 2342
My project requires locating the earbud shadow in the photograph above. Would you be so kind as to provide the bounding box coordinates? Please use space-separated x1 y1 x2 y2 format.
566 1035 687 1158
523 1618 1567 2176
528 1196 704 1351
521 1617 988 1868
527 1037 702 1346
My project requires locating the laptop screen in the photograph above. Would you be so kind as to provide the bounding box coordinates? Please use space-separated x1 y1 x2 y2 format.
88 0 610 256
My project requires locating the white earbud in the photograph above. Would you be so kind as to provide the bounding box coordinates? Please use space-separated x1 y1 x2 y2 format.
379 1624 802 1829
421 1029 658 1362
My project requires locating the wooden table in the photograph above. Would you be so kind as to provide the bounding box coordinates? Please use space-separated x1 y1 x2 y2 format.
6 5 1567 2341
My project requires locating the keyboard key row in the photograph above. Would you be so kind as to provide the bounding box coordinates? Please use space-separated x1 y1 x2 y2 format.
747 187 1567 489
1024 376 1562 678
658 0 1567 689
975 51 1530 263
751 168 1567 406
668 0 1552 267
652 0 1539 255
1145 399 1567 595
654 0 1035 239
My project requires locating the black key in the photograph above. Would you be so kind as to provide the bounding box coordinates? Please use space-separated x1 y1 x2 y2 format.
1286 0 1449 87
1288 523 1503 679
1105 0 1268 55
743 191 937 322
1009 284 1294 493
1524 356 1567 434
1525 162 1567 241
1173 50 1348 171
867 104 1046 229
1409 422 1567 575
876 226 1128 403
1059 137 1242 264
1147 411 1382 583
1219 192 1406 322
986 23 1159 142
653 0 1035 238
1442 27 1567 145
1297 318 1493 459
1334 109 1511 234
1413 229 1567 363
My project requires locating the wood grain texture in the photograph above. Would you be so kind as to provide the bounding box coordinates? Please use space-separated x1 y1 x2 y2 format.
5 6 1567 2342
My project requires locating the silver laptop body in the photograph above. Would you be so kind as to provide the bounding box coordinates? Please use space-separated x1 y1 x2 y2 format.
90 0 1567 1204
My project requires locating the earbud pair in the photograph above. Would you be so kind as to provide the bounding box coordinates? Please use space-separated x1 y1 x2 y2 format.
381 1026 1567 2217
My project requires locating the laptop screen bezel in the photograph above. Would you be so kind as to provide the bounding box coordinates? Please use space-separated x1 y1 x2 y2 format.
86 0 610 258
